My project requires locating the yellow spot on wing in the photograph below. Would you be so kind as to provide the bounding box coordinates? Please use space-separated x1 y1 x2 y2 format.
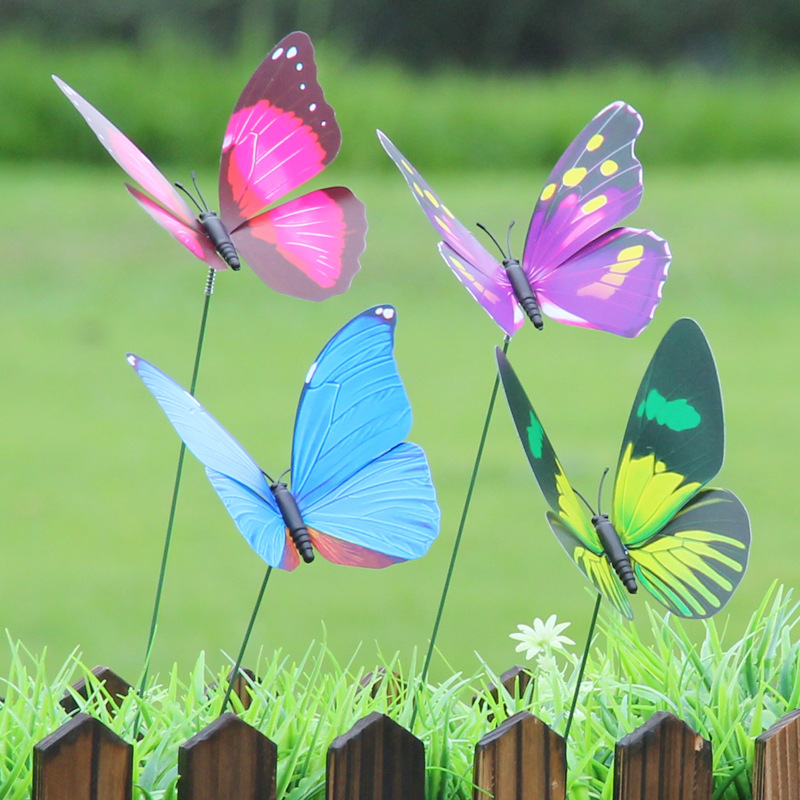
618 245 644 261
412 181 423 197
587 134 604 151
601 159 619 176
563 167 587 187
424 190 440 208
601 273 626 287
611 244 645 274
401 159 413 173
540 183 556 201
581 195 607 215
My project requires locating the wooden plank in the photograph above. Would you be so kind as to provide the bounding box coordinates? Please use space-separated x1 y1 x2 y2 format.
227 667 257 711
753 709 800 799
614 711 712 800
473 665 534 723
326 711 425 800
60 666 133 715
178 712 276 800
473 710 566 800
32 713 132 800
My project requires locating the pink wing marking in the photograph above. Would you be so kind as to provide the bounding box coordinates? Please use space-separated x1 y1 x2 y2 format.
438 243 523 337
279 531 301 571
231 187 366 301
218 32 341 228
53 76 195 225
127 186 227 270
536 228 672 338
222 100 328 220
524 102 645 279
308 527 403 568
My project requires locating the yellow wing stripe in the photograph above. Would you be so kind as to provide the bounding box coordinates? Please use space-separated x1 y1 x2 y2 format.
574 546 633 619
631 529 747 617
614 444 701 545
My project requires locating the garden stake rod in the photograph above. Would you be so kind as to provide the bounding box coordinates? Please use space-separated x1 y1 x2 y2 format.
563 591 602 742
412 336 510 729
222 565 273 713
137 267 217 705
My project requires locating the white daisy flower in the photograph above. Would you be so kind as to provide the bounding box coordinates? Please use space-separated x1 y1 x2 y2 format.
510 614 575 661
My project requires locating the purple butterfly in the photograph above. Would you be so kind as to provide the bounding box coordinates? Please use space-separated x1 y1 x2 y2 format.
379 102 670 337
54 32 367 302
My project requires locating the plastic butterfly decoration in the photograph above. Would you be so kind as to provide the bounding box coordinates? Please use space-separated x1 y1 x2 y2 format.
497 318 751 619
128 306 440 570
54 31 367 301
379 102 671 338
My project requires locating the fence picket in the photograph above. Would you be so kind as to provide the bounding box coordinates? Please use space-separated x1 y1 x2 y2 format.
59 665 133 715
614 711 712 800
753 709 800 799
32 712 132 800
177 712 277 800
326 711 425 800
473 710 566 800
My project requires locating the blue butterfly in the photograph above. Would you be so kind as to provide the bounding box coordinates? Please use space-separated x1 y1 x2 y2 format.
128 305 440 570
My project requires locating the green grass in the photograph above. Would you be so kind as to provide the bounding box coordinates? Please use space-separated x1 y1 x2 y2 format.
0 153 798 688
3 584 799 798
4 33 800 170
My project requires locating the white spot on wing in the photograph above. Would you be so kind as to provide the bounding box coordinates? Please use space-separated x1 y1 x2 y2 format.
272 47 284 60
383 307 395 320
296 62 304 71
309 102 317 112
126 354 136 367
305 361 318 384
287 46 298 58
299 82 306 90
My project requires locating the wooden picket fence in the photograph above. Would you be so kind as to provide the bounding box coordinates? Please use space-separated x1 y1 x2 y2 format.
29 665 800 800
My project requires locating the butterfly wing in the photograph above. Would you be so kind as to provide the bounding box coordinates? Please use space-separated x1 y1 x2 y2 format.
495 348 633 609
126 355 291 569
626 488 750 618
610 318 750 616
547 513 633 619
219 32 342 225
219 32 366 299
205 470 300 570
378 130 521 337
52 76 208 242
303 442 439 567
534 227 671 337
230 186 366 301
612 318 725 547
523 102 645 277
126 185 226 269
522 102 668 336
289 305 439 564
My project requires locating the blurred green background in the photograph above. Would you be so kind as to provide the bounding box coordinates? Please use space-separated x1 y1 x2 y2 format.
1 1 800 686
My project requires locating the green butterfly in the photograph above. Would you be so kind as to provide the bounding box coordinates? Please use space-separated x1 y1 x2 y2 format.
497 318 750 619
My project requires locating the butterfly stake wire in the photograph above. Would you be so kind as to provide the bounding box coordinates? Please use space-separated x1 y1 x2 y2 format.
412 336 510 729
137 266 217 709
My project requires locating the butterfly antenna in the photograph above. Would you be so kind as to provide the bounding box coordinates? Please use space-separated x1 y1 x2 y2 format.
505 220 516 260
572 487 596 516
262 469 276 485
476 222 508 260
191 170 211 212
277 467 292 484
174 180 204 213
597 467 610 516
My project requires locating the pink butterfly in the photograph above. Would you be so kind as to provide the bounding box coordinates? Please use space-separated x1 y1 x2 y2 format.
53 32 367 301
